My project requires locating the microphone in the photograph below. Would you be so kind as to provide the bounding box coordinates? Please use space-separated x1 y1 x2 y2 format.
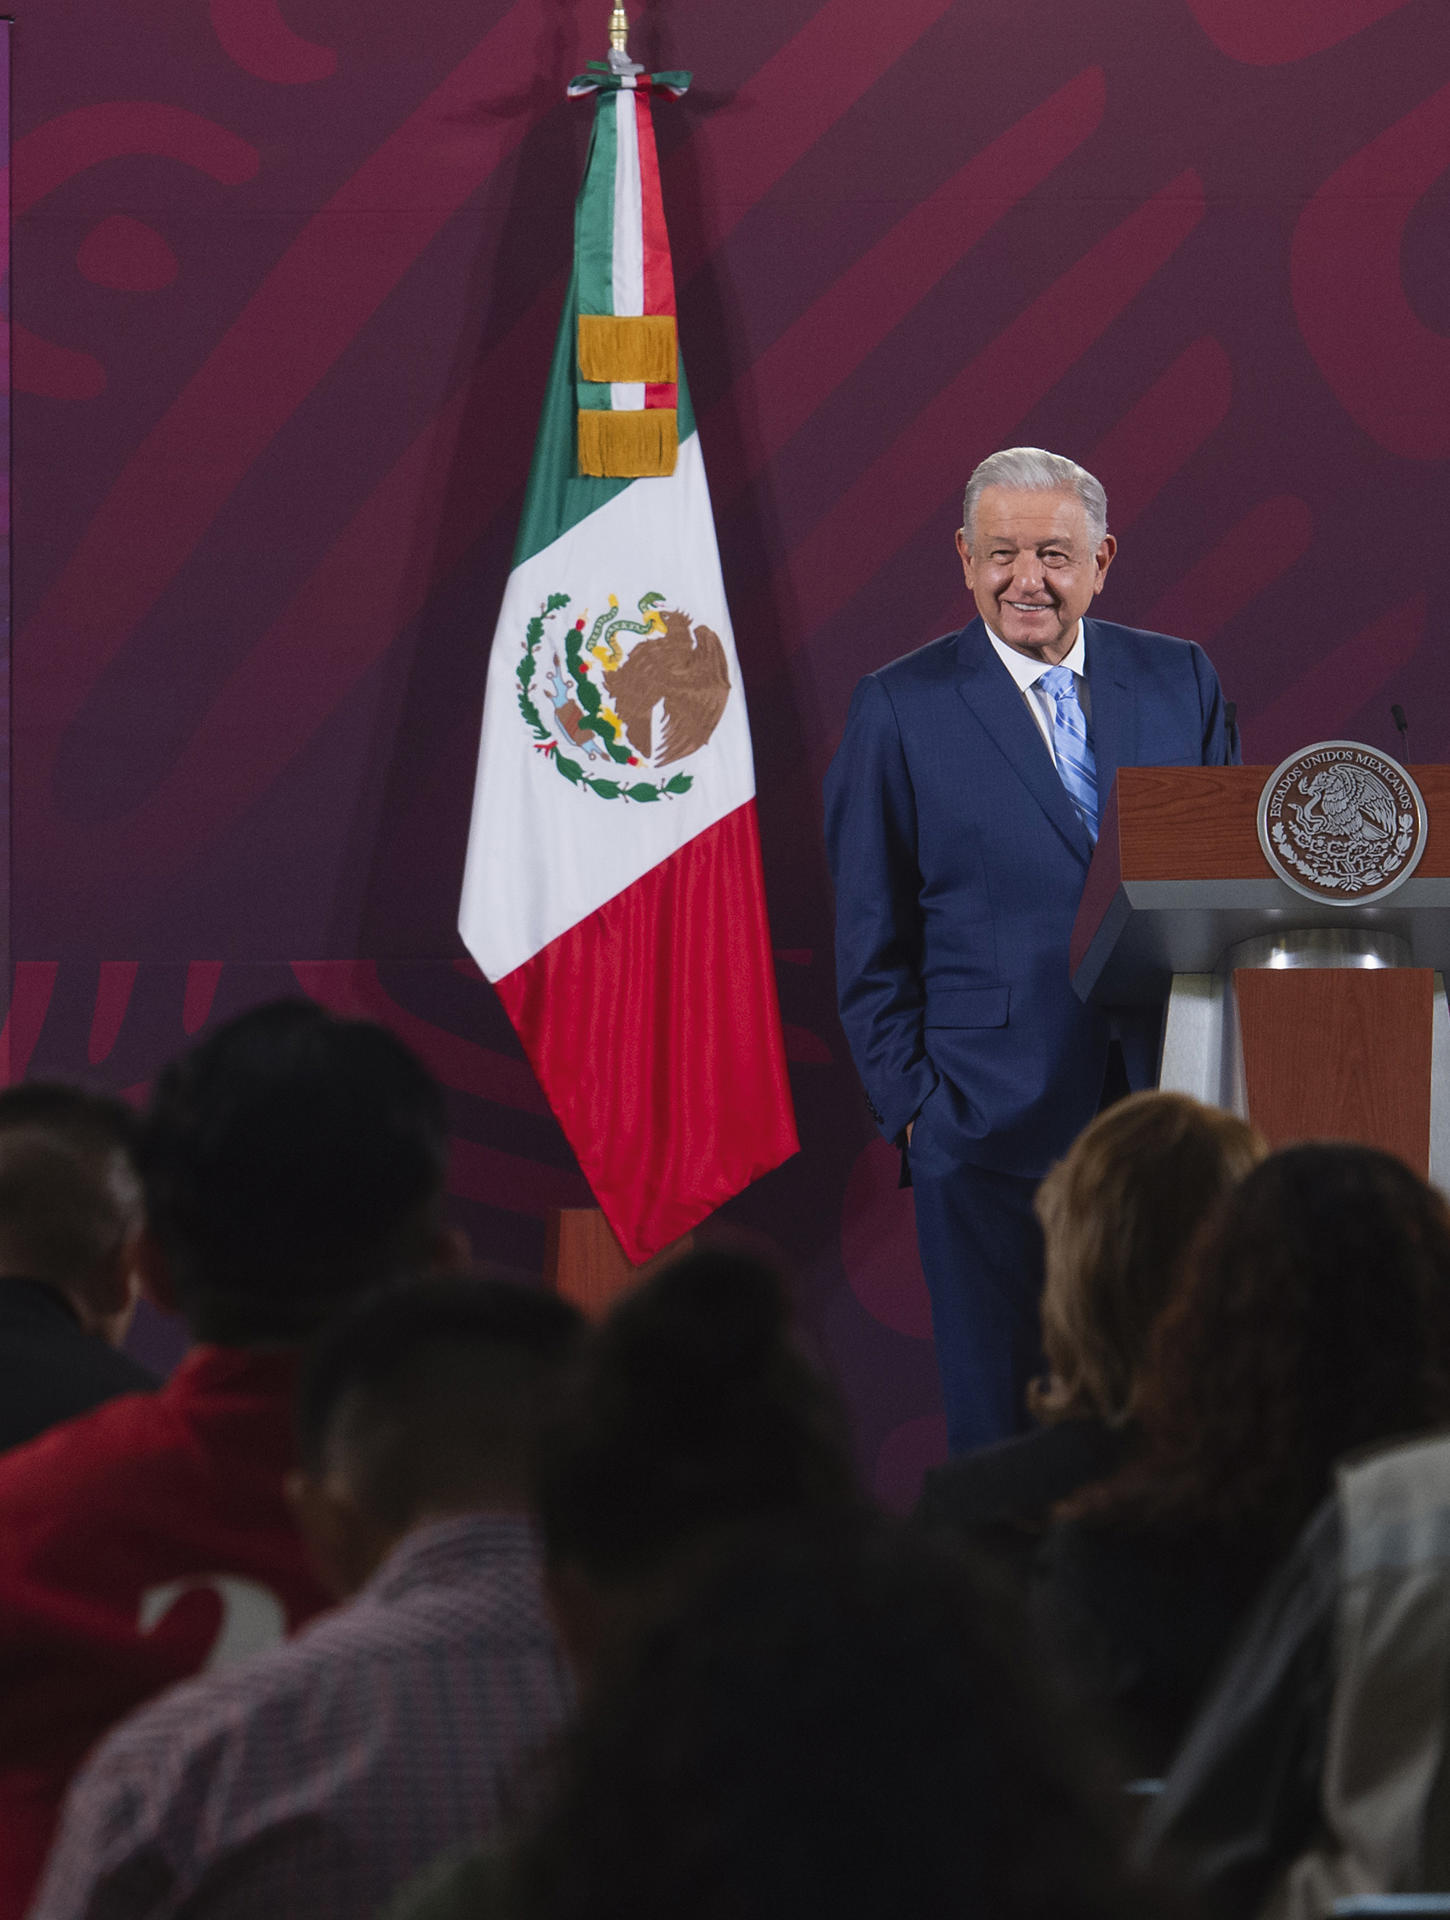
1223 700 1240 761
1391 703 1410 760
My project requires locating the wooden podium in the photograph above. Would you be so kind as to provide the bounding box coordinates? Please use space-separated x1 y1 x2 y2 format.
1070 766 1450 1181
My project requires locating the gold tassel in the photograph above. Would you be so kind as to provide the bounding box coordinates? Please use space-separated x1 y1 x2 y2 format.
577 313 678 384
578 407 678 477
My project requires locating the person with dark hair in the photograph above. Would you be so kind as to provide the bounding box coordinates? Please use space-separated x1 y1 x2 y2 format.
403 1522 1180 1920
387 1246 867 1920
134 997 456 1342
0 1083 156 1449
1034 1143 1450 1778
534 1245 863 1672
917 1092 1264 1577
32 1275 582 1920
0 1000 459 1920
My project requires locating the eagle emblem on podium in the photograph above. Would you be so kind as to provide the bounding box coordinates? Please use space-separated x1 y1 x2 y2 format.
1258 743 1428 903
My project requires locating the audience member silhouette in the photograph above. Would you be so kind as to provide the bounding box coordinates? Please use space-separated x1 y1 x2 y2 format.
1035 1142 1450 1779
917 1091 1263 1578
424 1521 1182 1920
534 1245 863 1675
0 999 456 1920
388 1245 865 1920
0 1083 155 1449
33 1275 581 1920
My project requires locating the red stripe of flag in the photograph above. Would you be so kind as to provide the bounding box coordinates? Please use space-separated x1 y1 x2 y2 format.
492 801 798 1263
635 89 678 413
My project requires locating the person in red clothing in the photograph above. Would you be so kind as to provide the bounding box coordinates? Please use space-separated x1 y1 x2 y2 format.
0 999 457 1920
33 1275 583 1920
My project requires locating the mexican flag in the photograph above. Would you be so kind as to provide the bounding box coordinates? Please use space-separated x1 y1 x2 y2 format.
458 59 798 1263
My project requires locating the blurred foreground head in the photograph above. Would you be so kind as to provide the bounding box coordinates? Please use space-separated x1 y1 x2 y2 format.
512 1519 1175 1920
0 1083 145 1343
291 1274 583 1595
1032 1090 1265 1428
137 1000 451 1343
536 1247 861 1667
1108 1141 1450 1546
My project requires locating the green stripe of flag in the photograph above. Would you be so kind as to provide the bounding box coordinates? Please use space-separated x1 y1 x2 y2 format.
514 82 696 570
575 90 616 318
513 259 697 569
574 90 617 417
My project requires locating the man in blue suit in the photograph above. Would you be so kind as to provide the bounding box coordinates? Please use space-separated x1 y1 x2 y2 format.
824 447 1235 1454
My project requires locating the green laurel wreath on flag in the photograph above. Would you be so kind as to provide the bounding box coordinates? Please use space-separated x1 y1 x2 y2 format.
516 594 693 803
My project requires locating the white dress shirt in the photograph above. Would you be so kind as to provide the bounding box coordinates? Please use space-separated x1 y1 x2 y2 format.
985 622 1090 760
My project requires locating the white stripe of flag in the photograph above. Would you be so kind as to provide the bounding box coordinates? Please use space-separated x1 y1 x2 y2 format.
610 84 645 411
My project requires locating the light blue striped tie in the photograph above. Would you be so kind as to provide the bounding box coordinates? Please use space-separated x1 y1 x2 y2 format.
1038 664 1099 843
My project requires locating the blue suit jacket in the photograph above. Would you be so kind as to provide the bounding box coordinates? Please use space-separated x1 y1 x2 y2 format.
824 615 1235 1177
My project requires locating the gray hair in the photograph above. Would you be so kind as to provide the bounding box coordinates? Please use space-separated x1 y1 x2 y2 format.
960 448 1108 549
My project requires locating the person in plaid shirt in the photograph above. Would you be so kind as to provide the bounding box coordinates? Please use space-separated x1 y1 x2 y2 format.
32 1275 581 1920
0 1000 457 1920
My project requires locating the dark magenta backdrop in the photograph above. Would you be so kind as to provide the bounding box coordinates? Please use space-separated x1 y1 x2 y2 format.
10 0 1450 1500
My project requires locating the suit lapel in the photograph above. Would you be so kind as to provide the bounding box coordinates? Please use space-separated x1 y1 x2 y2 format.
1083 617 1135 820
953 620 1093 862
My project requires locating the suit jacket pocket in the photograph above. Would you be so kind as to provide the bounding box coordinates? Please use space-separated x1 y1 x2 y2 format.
922 986 1010 1028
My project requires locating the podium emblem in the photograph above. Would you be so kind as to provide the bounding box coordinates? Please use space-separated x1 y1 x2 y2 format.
1257 742 1428 903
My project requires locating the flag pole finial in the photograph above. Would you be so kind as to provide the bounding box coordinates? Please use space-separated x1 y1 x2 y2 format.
606 3 643 75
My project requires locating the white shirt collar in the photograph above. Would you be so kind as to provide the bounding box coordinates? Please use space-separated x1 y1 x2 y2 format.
985 621 1086 690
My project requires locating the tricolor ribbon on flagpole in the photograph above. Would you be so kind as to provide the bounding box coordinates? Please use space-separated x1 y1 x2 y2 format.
566 64 692 478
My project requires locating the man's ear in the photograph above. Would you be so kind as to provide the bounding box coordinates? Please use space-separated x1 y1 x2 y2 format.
95 1225 144 1315
1092 532 1118 592
954 526 974 588
74 1227 146 1346
284 1469 393 1601
133 1227 179 1315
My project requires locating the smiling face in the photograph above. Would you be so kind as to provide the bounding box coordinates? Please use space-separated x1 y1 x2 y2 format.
956 486 1116 665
